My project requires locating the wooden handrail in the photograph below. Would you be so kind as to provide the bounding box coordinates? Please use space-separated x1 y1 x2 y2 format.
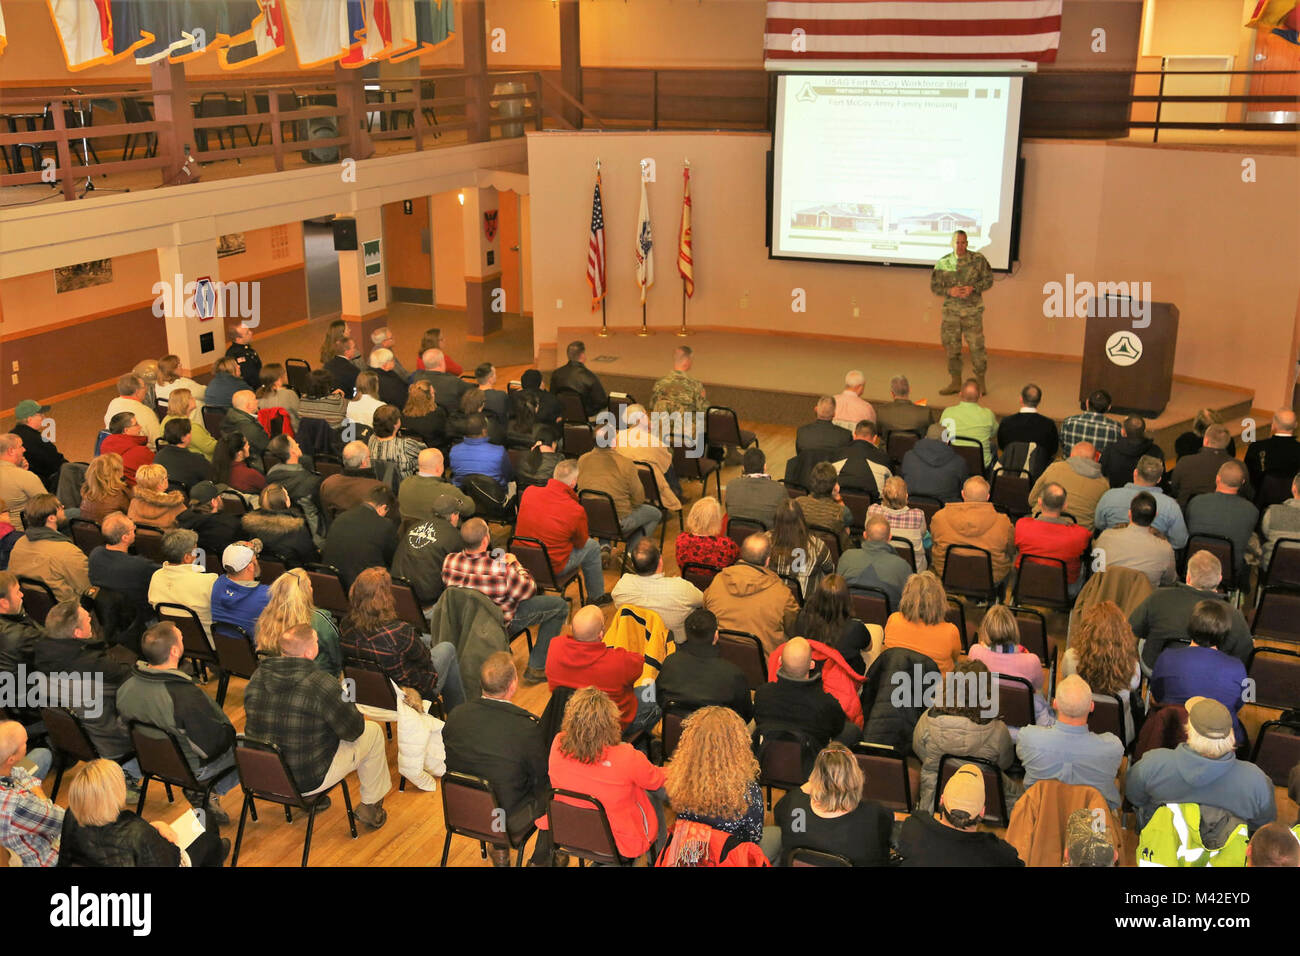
538 73 606 129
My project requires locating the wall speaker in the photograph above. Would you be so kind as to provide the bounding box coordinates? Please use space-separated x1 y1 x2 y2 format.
332 218 358 251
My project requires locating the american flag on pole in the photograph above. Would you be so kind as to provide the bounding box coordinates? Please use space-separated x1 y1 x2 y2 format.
587 170 607 310
677 166 694 298
764 1 1063 66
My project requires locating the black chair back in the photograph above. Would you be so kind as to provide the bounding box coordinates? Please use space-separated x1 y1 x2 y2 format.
1086 693 1128 750
69 518 106 556
555 389 587 424
849 587 891 629
1252 587 1300 645
130 524 166 562
1014 555 1070 610
995 674 1036 729
563 422 596 457
1265 539 1300 590
1009 605 1053 671
840 488 874 535
705 406 753 449
344 659 399 710
990 469 1031 519
441 772 507 844
890 536 918 570
17 577 56 625
201 405 226 436
259 557 287 584
579 489 625 543
887 431 921 467
305 563 350 615
942 545 996 599
154 602 217 666
661 701 695 762
220 491 248 515
717 629 766 690
1186 533 1237 591
390 577 429 632
788 848 853 867
908 494 943 524
1246 647 1300 711
130 720 204 814
950 438 985 479
726 516 767 552
946 598 968 651
680 562 719 591
285 359 311 394
212 622 260 680
671 443 721 498
757 735 808 798
808 524 842 565
1249 720 1300 787
935 753 1008 826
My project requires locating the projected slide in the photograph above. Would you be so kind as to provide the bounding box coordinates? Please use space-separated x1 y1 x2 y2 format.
771 75 1023 270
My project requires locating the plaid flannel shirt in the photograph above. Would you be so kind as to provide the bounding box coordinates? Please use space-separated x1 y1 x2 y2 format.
441 549 536 626
243 657 364 794
868 503 927 531
0 766 63 867
1060 412 1121 457
340 619 438 700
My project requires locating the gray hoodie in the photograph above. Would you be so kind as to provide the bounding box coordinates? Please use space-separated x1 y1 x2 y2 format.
1125 743 1276 832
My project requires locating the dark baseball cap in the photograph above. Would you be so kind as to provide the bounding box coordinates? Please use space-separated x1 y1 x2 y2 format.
190 481 221 505
433 494 461 518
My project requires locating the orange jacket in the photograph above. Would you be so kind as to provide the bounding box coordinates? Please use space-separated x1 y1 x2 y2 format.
766 639 866 728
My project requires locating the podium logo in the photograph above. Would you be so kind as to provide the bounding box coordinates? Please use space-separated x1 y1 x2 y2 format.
1104 331 1143 367
1041 274 1152 329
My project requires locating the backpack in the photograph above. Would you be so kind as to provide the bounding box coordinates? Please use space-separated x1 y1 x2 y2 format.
654 819 770 867
1136 803 1249 867
992 440 1047 483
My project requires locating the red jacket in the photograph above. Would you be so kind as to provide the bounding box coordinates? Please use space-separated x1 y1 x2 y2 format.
1014 516 1093 582
540 739 665 859
99 433 154 486
546 634 643 725
416 354 463 376
515 479 588 572
766 639 866 728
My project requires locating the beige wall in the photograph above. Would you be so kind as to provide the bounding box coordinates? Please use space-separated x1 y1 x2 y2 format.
526 131 1300 409
432 190 467 309
1142 0 1258 57
0 249 160 335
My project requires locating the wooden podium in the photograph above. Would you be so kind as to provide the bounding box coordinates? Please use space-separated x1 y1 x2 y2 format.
1078 298 1179 418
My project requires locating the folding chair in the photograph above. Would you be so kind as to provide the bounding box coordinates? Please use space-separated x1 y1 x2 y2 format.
808 524 843 565
1263 540 1300 590
1013 555 1071 611
284 359 311 395
726 516 768 552
890 536 918 571
508 536 584 605
210 622 259 708
563 422 596 458
990 469 1032 519
950 437 985 479
908 494 944 525
201 405 226 436
934 753 1009 826
129 721 218 818
780 574 804 607
946 598 969 651
672 443 721 500
995 674 1037 731
390 576 433 632
782 479 808 500
305 563 350 616
1251 587 1300 645
439 771 536 867
40 707 104 800
131 524 166 563
705 406 758 455
717 629 766 690
757 734 807 810
849 586 891 629
258 556 287 584
1086 693 1129 752
635 461 681 549
555 389 587 424
660 699 696 763
1008 604 1055 687
1249 720 1300 787
886 430 921 469
230 736 357 868
16 577 56 626
548 789 638 866
154 602 218 680
1245 646 1300 711
220 491 248 516
1186 533 1237 596
840 488 874 540
680 562 720 592
941 544 999 603
343 659 400 742
579 489 632 574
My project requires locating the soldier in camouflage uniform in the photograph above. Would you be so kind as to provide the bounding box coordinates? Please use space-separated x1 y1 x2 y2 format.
650 346 708 466
930 230 994 396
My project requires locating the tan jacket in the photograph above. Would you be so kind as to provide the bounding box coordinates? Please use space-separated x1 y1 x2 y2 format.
1005 779 1118 867
127 487 187 529
1029 458 1110 531
703 562 800 656
1067 566 1154 638
614 428 680 512
930 501 1016 583
8 527 90 601
577 447 645 521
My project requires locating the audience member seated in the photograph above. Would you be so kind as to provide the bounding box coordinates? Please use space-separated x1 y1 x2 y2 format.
1172 425 1254 511
882 572 962 675
154 418 213 490
1185 460 1258 583
996 383 1059 470
243 622 390 831
89 513 160 609
1247 822 1300 868
1029 442 1108 531
9 495 88 601
830 369 876 431
77 453 132 523
398 447 474 522
321 486 399 588
897 762 1024 866
1125 698 1275 832
162 389 215 461
34 600 138 779
723 447 786 528
322 442 390 519
550 340 609 418
792 575 870 675
444 518 570 684
100 413 154 487
515 426 564 487
448 388 507 446
59 759 226 867
900 423 968 503
611 539 703 642
367 405 425 483
320 320 355 370
770 741 893 867
838 514 913 611
867 476 929 571
346 371 385 429
203 357 246 412
442 652 565 867
0 720 62 866
650 346 708 420
256 363 301 431
415 328 463 376
1149 601 1249 744
673 495 738 572
703 533 799 655
770 498 833 599
836 420 891 497
665 706 764 847
0 572 42 686
256 569 343 676
754 637 854 753
656 608 752 720
12 400 67 492
1100 415 1164 489
794 397 853 481
966 604 1047 723
1131 552 1252 673
340 567 465 719
212 432 266 496
1016 675 1124 809
930 476 1015 588
222 390 271 463
1060 602 1142 742
613 405 680 514
1253 470 1300 573
263 436 320 521
577 424 661 550
413 348 471 413
148 528 219 631
400 380 448 451
542 686 666 860
795 462 853 554
0 432 50 528
1013 482 1093 597
940 379 997 468
369 348 410 409
175 481 243 558
1245 410 1300 495
514 459 607 602
449 413 511 488
104 373 162 447
299 368 349 428
874 374 932 439
912 659 1016 812
210 542 272 637
512 368 563 433
1174 408 1236 461
1094 491 1177 589
324 336 361 397
1060 389 1120 457
154 355 207 405
126 463 186 529
370 327 412 381
117 621 240 825
392 494 464 609
473 363 509 421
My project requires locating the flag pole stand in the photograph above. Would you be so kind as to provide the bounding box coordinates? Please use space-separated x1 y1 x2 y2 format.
637 301 651 337
676 285 691 336
597 299 610 338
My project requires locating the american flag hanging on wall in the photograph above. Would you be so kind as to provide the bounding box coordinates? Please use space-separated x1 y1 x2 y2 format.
764 0 1063 66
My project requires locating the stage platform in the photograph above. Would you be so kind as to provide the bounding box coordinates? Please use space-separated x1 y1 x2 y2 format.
556 326 1255 452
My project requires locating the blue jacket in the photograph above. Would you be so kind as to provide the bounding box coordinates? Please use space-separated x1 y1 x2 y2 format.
449 436 512 487
1125 743 1275 832
1093 483 1189 549
210 576 271 638
204 372 247 410
1150 645 1248 744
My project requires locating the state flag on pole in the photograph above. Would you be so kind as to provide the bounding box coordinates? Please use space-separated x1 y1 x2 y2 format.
635 177 654 305
586 171 607 310
677 166 694 298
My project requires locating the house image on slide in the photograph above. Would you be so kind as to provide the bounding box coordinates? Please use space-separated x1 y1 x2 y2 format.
893 210 981 235
791 202 884 232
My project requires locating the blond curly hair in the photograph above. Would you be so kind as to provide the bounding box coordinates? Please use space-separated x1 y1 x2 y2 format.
664 706 758 820
558 687 621 764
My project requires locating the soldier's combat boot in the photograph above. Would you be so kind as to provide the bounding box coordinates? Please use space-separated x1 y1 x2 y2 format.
975 372 987 396
939 372 962 395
